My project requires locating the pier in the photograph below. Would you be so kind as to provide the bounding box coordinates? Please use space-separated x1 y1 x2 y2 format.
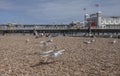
0 23 120 37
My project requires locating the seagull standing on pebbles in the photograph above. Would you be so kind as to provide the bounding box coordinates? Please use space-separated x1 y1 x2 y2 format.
84 39 92 44
40 41 46 47
46 39 53 44
84 38 95 44
40 39 54 47
91 39 95 42
112 39 117 44
110 35 113 38
26 39 30 43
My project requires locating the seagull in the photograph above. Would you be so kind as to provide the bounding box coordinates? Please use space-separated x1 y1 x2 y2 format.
89 33 93 37
112 39 117 44
110 35 113 38
84 39 92 44
41 33 44 37
47 39 53 42
39 49 65 62
40 41 45 44
40 41 46 47
40 39 54 47
91 39 95 42
46 39 53 44
26 39 30 43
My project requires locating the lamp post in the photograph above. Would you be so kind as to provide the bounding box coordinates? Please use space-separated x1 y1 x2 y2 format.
88 21 91 36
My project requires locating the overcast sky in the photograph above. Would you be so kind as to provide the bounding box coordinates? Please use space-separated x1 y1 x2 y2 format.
0 0 120 24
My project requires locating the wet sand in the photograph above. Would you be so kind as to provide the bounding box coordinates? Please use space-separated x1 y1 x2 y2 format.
0 34 120 76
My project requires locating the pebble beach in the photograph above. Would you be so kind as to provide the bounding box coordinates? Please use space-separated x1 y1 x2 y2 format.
0 34 120 76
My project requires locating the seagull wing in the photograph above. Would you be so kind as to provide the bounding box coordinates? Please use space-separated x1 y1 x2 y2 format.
54 49 65 56
40 50 53 55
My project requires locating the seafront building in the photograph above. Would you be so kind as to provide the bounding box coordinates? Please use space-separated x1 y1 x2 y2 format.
85 11 120 29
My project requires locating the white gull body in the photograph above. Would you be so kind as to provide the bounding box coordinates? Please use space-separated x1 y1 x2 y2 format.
40 49 65 62
112 39 117 44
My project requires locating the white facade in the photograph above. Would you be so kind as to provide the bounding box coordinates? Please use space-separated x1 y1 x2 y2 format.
100 17 120 25
85 12 120 29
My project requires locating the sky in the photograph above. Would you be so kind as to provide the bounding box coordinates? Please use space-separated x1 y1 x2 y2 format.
0 0 120 24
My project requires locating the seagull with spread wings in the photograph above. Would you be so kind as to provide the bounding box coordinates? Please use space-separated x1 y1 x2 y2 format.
39 49 65 62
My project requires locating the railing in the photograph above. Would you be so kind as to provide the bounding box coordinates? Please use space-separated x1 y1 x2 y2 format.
0 25 120 30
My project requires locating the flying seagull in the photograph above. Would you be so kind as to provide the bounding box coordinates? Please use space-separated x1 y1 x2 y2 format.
38 49 65 62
